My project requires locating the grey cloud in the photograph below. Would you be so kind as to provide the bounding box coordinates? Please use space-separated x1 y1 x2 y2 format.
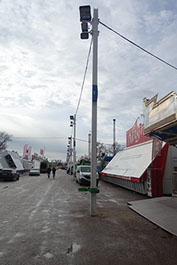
0 0 177 159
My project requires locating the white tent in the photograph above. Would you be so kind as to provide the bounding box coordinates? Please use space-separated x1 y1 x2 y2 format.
0 150 24 172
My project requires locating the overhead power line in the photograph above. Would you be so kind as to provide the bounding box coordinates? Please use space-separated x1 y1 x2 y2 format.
75 138 88 143
13 137 67 140
75 37 93 116
68 38 92 156
100 21 177 71
13 136 88 143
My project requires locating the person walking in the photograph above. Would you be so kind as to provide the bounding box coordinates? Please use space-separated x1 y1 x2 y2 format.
52 167 56 179
47 166 51 178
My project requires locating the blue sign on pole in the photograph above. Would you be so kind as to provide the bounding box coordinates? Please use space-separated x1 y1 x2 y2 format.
92 85 98 102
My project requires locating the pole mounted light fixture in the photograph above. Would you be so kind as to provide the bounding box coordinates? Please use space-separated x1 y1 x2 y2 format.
81 22 89 39
79 5 91 22
70 115 74 127
79 5 92 39
69 114 76 180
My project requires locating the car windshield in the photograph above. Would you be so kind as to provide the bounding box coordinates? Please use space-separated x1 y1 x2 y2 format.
81 167 91 173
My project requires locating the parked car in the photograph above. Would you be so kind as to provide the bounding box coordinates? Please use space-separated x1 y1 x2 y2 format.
76 165 99 186
29 168 40 176
0 168 20 181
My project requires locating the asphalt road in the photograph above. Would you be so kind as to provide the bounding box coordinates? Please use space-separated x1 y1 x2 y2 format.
0 169 177 265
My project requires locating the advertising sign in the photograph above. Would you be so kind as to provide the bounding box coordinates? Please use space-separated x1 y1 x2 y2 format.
126 115 150 147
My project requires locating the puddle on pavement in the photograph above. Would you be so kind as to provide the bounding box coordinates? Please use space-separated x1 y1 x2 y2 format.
66 242 81 254
44 252 53 259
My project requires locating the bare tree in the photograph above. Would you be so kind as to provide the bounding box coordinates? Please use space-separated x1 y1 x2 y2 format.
0 132 12 152
106 142 124 156
114 142 124 153
97 142 109 161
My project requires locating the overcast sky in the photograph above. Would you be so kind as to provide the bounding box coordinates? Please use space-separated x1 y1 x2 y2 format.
0 0 177 161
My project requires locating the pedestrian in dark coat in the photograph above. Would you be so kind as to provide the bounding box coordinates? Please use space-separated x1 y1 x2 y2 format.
52 167 56 178
47 167 51 178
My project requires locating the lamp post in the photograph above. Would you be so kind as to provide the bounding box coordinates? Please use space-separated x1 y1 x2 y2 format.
79 6 99 216
88 132 91 160
70 115 76 180
73 115 76 179
67 136 72 166
113 119 116 156
90 8 99 216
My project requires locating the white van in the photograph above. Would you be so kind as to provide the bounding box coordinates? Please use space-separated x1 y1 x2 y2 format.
76 165 99 186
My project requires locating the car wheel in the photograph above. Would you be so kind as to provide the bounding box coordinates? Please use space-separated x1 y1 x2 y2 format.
79 179 82 186
12 176 16 181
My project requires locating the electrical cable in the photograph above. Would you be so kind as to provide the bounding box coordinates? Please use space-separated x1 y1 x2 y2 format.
13 136 88 143
75 138 88 143
100 21 177 71
68 38 92 157
75 37 93 116
13 137 67 140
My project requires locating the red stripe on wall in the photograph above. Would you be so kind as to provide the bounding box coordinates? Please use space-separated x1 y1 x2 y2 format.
101 173 140 183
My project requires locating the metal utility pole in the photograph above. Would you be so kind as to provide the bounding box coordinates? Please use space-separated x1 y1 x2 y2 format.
113 119 116 156
90 8 99 216
67 136 72 165
79 6 99 217
73 114 76 180
70 115 76 180
88 132 91 160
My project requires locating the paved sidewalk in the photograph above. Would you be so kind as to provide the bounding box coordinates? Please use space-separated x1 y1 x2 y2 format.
1 171 177 265
128 196 177 237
